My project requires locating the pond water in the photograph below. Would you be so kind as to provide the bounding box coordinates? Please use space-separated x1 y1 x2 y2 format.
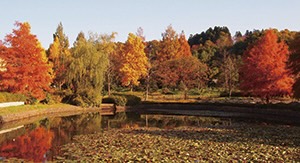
0 112 230 162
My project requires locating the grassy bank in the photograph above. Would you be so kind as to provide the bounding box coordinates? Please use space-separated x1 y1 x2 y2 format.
0 103 73 116
0 103 99 124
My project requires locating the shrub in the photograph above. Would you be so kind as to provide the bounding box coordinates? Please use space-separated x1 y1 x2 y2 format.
220 91 242 97
188 89 201 95
102 94 141 106
112 96 128 106
62 94 89 107
0 92 27 103
122 94 141 106
102 95 127 106
40 93 57 104
161 88 175 95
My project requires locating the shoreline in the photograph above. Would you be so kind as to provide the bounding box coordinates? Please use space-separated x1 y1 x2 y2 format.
0 106 103 124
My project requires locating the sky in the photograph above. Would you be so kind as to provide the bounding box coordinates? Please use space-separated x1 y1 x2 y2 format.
1 0 300 48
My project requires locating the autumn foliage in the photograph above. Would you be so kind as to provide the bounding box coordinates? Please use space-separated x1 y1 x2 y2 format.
155 56 207 89
0 22 53 100
240 30 294 99
118 33 149 88
47 23 71 90
289 33 300 98
0 127 54 162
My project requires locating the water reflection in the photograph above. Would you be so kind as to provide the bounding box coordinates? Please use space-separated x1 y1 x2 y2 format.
0 112 102 162
0 127 54 162
0 112 229 161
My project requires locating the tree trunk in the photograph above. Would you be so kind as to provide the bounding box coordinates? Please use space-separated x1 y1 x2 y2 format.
130 84 133 92
145 74 149 101
184 90 188 100
107 73 111 96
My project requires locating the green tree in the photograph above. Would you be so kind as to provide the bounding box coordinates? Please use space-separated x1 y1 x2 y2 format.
66 32 108 106
189 26 233 87
94 32 117 96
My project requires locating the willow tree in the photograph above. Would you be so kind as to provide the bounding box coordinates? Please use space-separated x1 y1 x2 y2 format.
96 32 117 96
66 32 108 106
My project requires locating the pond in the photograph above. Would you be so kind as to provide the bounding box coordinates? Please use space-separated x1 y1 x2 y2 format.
0 112 230 162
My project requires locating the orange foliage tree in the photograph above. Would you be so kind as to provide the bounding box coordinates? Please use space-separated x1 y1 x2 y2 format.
155 56 207 89
153 25 196 89
156 25 182 62
0 22 53 100
178 31 192 57
0 127 54 162
240 30 294 101
118 33 149 90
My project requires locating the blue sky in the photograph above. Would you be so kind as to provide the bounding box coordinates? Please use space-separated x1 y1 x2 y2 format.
1 0 300 48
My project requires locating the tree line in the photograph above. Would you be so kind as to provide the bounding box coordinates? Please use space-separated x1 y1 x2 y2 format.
0 22 299 105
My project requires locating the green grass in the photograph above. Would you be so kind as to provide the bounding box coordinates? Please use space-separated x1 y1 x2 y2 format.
0 103 73 116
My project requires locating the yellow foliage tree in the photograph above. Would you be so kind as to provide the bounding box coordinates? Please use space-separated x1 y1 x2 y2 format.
48 35 70 89
119 33 149 90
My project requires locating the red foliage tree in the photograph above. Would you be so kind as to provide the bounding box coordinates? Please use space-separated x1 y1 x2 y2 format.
0 22 53 100
0 127 54 162
155 56 207 89
240 30 294 101
289 33 300 98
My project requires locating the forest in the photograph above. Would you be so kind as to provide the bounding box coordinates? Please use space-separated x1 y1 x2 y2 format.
0 22 299 106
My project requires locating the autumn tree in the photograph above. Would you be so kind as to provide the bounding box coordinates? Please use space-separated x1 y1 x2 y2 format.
118 33 149 91
178 31 192 57
289 33 300 98
66 32 108 106
156 25 181 62
219 52 240 97
240 30 294 102
152 26 194 89
155 56 207 98
47 23 70 89
0 22 53 100
142 40 161 100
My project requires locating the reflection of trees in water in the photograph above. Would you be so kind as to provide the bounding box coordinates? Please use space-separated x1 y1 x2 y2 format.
0 127 54 162
50 113 102 157
0 113 102 161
